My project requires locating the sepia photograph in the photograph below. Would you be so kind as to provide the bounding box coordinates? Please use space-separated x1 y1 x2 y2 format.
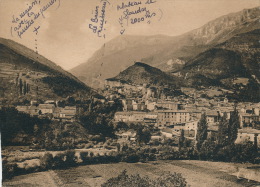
0 0 260 186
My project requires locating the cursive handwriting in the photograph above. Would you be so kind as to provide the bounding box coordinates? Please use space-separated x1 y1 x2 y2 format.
10 0 60 38
91 6 99 23
117 0 159 35
19 0 39 19
40 0 60 18
89 0 110 38
117 1 142 11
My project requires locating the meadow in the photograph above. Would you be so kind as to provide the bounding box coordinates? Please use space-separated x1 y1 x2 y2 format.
3 160 260 187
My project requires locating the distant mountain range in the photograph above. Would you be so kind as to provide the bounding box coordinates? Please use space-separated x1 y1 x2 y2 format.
106 28 260 102
0 38 94 104
70 7 260 88
107 31 259 87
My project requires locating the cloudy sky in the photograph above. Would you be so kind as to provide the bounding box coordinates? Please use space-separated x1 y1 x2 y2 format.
0 0 259 70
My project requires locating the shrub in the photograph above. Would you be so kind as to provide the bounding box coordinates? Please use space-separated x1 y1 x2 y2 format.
53 153 66 169
121 153 140 163
198 140 217 160
2 162 18 180
152 172 188 187
40 152 53 170
101 170 188 187
64 150 77 167
80 151 89 163
89 152 94 157
101 170 151 187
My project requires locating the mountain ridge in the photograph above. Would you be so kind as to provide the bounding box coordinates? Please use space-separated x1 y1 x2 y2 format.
0 38 94 104
107 62 178 87
70 7 260 88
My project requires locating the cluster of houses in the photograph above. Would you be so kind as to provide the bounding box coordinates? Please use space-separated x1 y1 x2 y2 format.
105 78 260 145
16 100 77 122
114 102 260 145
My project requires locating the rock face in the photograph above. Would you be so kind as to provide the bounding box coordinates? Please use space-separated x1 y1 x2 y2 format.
70 7 260 88
0 38 93 104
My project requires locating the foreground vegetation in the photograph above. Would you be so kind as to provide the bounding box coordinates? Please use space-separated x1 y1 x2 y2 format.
102 170 188 187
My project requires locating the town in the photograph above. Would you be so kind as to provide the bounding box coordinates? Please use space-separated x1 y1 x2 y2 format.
12 78 260 146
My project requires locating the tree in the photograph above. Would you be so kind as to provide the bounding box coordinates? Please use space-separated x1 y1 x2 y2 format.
199 140 217 160
40 152 53 170
228 108 240 145
217 112 229 147
179 129 185 151
136 127 151 145
142 128 151 144
23 80 27 95
196 113 208 151
19 79 23 95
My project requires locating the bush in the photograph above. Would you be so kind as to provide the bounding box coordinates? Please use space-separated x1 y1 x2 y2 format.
121 153 140 163
40 152 53 170
199 140 217 160
2 161 18 180
101 170 188 187
152 172 188 187
53 153 66 169
101 170 150 187
80 151 89 163
64 150 77 167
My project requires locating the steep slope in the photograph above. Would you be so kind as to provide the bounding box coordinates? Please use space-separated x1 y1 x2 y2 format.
0 38 93 104
71 7 260 88
178 48 248 86
178 29 260 86
175 29 260 102
107 62 178 86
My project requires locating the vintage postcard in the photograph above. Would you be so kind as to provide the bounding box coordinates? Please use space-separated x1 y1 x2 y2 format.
0 0 260 186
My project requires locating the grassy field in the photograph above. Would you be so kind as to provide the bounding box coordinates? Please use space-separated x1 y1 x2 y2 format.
3 160 260 187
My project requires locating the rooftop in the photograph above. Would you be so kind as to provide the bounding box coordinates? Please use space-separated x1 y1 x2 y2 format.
238 128 260 134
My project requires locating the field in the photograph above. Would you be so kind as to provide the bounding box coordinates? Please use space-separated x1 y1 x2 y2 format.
3 160 260 187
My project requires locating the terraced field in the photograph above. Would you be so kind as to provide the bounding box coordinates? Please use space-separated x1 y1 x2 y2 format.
3 160 260 187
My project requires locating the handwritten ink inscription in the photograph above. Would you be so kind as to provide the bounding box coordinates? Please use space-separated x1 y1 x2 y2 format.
10 0 60 38
117 0 160 35
89 0 110 38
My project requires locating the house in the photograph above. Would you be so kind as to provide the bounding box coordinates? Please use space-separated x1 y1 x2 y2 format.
205 111 219 124
157 110 192 127
146 101 156 111
16 105 40 116
150 135 162 141
207 125 219 141
58 106 77 122
16 105 29 113
117 131 136 142
236 128 260 145
38 104 55 114
184 120 198 131
144 112 157 126
60 106 76 117
28 106 40 116
156 102 180 110
161 128 173 138
44 100 56 104
114 111 156 123
239 113 259 127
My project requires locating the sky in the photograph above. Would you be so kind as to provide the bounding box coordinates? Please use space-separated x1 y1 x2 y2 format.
0 0 259 70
